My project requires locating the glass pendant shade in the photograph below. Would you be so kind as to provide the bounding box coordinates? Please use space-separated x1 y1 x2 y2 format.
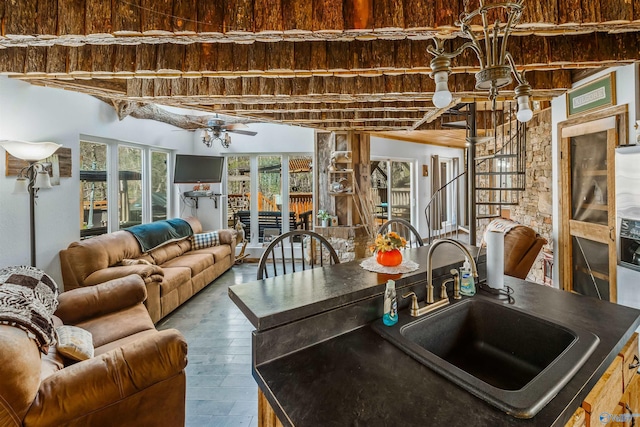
34 170 52 189
0 140 61 161
13 177 29 194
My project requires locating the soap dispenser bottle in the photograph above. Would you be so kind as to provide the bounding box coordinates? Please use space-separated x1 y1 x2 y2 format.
459 259 476 296
383 279 398 326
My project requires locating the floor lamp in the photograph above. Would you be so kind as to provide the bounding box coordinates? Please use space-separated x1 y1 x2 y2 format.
0 140 61 267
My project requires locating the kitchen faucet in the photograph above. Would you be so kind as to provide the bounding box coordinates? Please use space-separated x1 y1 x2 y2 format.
401 239 480 317
425 239 479 304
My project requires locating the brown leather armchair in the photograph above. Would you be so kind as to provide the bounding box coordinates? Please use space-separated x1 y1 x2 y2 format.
0 274 188 427
486 218 547 280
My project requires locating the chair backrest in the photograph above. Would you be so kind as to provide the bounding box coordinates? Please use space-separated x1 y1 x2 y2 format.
378 219 424 249
257 230 340 280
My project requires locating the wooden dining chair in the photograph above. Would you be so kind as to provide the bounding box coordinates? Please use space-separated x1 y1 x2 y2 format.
378 219 424 249
257 230 340 280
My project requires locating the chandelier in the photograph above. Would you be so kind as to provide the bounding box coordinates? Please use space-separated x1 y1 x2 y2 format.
428 0 533 122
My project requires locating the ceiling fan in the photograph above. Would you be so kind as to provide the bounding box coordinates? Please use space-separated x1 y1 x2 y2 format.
199 117 258 149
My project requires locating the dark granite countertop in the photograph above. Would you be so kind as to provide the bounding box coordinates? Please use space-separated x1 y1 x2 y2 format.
229 245 480 331
229 246 640 427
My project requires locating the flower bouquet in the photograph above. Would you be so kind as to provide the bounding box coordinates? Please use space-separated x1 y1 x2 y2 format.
372 231 407 267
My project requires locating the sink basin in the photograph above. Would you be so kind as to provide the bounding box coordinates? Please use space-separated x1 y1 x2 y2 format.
372 297 599 418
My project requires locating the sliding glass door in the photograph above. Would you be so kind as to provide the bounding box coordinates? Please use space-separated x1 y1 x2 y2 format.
371 159 414 225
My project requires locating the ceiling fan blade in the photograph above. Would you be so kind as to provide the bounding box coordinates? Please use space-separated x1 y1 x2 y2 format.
222 123 249 131
227 129 258 136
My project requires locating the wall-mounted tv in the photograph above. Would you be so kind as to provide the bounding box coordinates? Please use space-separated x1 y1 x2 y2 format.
174 154 225 183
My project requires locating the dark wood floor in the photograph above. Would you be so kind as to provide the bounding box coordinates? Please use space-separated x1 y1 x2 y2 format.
157 262 259 427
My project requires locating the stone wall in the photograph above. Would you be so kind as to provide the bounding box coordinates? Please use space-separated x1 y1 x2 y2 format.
476 108 553 284
316 225 371 263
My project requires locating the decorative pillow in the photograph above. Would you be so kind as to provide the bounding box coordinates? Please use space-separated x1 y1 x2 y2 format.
191 231 220 250
121 258 152 266
56 325 94 361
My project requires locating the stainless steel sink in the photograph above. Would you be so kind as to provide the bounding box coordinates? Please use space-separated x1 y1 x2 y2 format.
372 297 599 418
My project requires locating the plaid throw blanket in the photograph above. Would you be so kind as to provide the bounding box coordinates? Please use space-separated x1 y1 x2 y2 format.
0 266 59 353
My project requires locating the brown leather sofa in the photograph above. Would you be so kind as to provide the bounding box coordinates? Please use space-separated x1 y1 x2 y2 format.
60 217 237 323
0 274 187 427
486 218 547 280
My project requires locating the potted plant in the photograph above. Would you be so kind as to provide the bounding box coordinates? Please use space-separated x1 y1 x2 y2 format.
372 231 407 267
317 210 331 227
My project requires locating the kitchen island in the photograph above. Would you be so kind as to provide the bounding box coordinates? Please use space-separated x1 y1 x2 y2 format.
229 245 640 426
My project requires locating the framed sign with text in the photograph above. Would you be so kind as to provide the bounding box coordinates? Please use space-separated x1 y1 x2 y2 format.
566 73 616 117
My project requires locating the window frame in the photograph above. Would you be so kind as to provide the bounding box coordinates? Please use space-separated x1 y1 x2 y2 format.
80 135 173 237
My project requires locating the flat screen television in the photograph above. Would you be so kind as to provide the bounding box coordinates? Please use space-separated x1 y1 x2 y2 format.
174 154 225 183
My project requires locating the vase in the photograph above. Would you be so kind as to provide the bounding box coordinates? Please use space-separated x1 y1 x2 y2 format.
321 219 329 227
377 249 402 267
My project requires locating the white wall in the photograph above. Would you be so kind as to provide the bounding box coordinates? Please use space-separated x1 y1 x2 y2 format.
551 63 639 295
0 77 199 286
0 75 460 285
370 136 464 238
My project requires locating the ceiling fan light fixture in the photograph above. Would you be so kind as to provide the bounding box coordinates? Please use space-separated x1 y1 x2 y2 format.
221 133 232 149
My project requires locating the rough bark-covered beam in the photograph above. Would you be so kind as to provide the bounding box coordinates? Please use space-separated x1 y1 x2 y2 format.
4 0 640 44
92 97 257 129
2 33 640 78
207 100 435 113
123 72 572 98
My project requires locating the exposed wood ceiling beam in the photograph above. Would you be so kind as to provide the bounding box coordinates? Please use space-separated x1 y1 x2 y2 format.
1 32 639 79
2 0 640 47
4 0 640 133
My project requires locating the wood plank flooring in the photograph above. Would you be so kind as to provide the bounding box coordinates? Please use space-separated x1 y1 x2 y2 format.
157 263 260 427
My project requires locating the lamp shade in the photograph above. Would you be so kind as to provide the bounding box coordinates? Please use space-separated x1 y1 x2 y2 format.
12 177 29 194
34 171 52 189
0 140 61 162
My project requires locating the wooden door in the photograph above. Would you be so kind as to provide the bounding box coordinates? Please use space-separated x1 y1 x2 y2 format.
559 105 627 302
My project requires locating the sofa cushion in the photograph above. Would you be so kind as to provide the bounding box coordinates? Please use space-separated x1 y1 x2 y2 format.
75 304 155 349
93 329 158 356
161 254 214 277
190 231 220 250
121 258 153 266
149 239 191 265
159 267 192 296
56 325 94 361
189 245 232 263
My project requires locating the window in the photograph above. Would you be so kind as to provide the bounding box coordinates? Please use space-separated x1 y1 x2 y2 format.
79 138 171 238
80 141 108 236
151 151 169 221
227 155 251 228
227 153 313 245
288 155 313 230
118 145 143 227
371 159 414 225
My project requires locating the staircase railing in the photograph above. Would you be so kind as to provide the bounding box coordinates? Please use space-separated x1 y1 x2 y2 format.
474 105 527 220
425 171 467 245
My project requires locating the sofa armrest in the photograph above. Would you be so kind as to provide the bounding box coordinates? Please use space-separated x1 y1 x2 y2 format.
217 229 238 247
84 264 164 287
24 329 187 427
55 274 147 325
